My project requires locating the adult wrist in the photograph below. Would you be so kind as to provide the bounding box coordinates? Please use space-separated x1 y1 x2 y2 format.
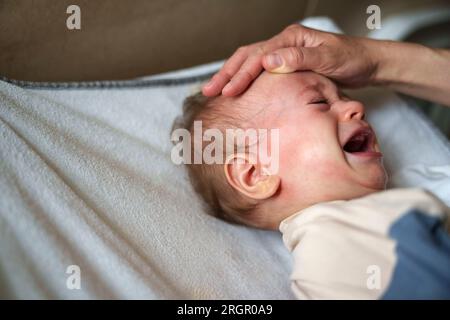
369 39 429 87
363 38 398 86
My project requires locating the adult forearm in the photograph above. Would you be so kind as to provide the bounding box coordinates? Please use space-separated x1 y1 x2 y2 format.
370 40 450 106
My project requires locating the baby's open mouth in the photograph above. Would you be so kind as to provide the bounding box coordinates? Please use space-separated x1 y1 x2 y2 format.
342 127 382 158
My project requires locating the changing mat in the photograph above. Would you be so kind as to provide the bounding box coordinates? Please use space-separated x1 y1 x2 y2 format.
1 18 450 299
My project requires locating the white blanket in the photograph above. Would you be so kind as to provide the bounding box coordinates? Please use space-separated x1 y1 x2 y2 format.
1 18 449 299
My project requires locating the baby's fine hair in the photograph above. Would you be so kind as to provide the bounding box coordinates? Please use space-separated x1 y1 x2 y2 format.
171 92 259 226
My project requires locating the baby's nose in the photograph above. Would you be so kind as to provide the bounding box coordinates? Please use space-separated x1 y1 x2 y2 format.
334 100 365 121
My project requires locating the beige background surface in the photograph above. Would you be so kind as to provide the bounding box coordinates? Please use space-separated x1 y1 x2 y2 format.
0 0 447 81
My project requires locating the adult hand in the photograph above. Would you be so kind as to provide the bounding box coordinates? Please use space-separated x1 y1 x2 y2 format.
202 24 379 97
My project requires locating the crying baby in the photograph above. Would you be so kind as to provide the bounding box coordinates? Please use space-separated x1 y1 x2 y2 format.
173 71 387 229
172 71 450 299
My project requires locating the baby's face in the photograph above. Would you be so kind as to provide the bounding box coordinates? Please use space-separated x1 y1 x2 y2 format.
230 71 387 227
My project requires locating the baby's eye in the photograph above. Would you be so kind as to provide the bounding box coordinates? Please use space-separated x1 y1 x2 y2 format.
310 99 329 105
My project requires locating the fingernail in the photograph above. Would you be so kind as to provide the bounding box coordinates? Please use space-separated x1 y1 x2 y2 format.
266 54 283 69
203 80 213 88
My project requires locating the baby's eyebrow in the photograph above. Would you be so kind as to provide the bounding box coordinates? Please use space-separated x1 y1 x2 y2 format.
295 84 323 100
299 84 320 93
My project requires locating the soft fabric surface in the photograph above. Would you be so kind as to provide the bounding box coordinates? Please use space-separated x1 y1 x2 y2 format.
1 18 449 299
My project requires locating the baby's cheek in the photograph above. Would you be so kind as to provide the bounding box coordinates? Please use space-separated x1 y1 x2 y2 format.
304 156 347 180
277 125 349 180
279 144 337 180
278 138 303 173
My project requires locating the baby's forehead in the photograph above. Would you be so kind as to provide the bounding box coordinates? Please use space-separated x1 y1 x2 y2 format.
244 71 331 99
216 72 334 126
242 71 330 102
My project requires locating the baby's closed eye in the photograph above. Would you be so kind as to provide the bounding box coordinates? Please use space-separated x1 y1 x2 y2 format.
310 98 329 105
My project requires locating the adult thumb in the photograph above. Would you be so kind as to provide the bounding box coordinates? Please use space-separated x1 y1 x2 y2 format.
263 46 322 73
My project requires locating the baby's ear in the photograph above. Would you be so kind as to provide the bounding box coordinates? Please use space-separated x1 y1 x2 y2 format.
224 153 280 200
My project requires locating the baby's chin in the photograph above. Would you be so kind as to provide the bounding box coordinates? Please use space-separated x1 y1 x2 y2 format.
357 162 388 192
339 173 388 204
255 182 387 231
254 162 388 230
303 168 388 209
